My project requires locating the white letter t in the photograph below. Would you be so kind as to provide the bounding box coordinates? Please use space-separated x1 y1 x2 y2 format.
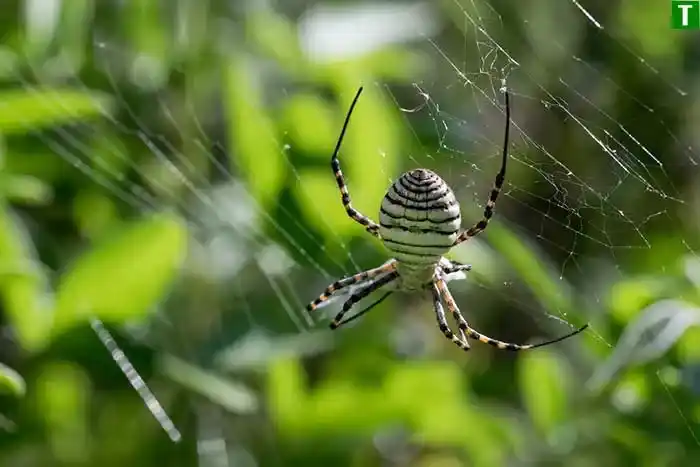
679 4 693 26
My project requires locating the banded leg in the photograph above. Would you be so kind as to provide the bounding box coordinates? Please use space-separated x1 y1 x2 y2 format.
431 282 470 351
436 278 588 351
334 291 394 328
330 270 400 329
331 87 381 237
440 259 472 275
306 260 396 313
454 89 511 245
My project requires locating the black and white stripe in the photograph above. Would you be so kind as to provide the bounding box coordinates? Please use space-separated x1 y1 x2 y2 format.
378 169 461 271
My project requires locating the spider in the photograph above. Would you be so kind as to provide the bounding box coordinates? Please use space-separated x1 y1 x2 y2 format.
305 86 588 352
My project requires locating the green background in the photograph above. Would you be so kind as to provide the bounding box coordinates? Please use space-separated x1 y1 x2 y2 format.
1 1 700 466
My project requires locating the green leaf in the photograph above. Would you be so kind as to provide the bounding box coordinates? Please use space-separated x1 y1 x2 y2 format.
587 300 700 392
124 0 169 90
224 55 285 208
313 49 426 83
0 203 53 350
677 326 700 363
608 276 672 323
215 329 333 371
72 190 119 238
293 169 353 239
0 173 53 205
53 213 187 334
246 11 304 74
518 351 569 435
0 47 19 81
56 0 93 73
281 93 338 156
292 86 400 241
0 362 26 396
0 89 112 133
335 85 399 216
162 355 258 414
35 362 90 462
486 222 571 313
618 0 683 62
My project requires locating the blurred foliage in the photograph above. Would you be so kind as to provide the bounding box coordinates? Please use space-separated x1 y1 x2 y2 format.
0 0 700 466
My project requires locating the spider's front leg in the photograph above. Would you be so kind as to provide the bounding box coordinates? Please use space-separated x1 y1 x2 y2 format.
330 270 399 329
306 260 396 313
453 89 511 246
330 86 381 238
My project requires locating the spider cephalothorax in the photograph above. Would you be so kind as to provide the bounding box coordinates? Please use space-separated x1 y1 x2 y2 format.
306 86 588 351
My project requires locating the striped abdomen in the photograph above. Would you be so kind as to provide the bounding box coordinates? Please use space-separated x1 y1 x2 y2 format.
379 169 461 288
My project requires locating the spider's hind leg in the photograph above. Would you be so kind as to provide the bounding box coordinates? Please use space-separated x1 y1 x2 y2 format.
436 277 588 351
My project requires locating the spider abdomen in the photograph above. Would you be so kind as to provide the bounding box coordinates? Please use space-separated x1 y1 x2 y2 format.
379 169 461 275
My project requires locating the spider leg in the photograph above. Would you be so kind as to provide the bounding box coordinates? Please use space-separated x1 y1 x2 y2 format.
431 282 470 351
330 270 400 329
440 258 472 275
436 278 588 350
440 263 470 342
306 260 396 313
454 88 510 246
331 87 381 237
335 291 394 327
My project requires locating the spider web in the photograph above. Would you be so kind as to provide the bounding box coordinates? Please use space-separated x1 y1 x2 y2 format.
6 0 700 457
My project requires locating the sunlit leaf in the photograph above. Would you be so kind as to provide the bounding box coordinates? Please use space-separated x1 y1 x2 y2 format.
224 55 285 208
336 86 399 219
298 2 438 66
281 93 338 155
215 329 333 371
0 89 111 133
293 86 400 243
684 256 700 290
0 173 53 205
612 371 650 412
355 49 426 81
35 362 90 462
162 355 258 414
0 203 53 350
0 47 19 80
588 299 700 391
618 0 683 62
72 190 119 238
53 213 187 333
677 326 700 363
608 276 673 323
124 0 169 90
518 351 569 435
0 362 26 397
293 169 354 239
247 10 304 73
486 222 571 313
267 359 307 429
523 0 580 74
55 0 93 73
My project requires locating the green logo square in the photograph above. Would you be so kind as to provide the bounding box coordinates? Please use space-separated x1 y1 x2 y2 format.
672 0 700 29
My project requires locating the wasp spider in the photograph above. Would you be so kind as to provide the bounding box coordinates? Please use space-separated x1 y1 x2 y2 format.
305 87 588 351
